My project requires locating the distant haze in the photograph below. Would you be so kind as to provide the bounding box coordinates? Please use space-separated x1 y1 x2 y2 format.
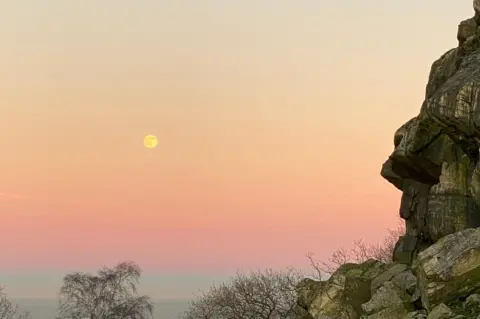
0 0 473 300
0 273 232 300
13 299 190 319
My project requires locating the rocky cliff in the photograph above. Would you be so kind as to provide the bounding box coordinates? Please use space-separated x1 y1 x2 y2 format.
297 3 480 319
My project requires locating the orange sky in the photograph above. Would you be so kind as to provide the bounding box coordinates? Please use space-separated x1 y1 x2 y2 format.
0 0 472 298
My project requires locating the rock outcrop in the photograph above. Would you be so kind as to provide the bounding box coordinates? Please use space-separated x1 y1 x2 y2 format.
296 229 480 318
297 2 480 318
299 260 386 318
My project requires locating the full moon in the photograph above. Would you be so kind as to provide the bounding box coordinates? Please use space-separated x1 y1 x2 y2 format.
144 135 158 148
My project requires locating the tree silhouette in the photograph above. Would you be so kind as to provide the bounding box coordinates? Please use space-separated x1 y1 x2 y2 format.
179 268 306 319
58 261 153 319
0 287 30 319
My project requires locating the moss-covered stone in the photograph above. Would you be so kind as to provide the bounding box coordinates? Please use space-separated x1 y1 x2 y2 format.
307 260 387 319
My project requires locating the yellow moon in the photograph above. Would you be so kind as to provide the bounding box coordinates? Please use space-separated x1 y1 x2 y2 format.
144 135 158 148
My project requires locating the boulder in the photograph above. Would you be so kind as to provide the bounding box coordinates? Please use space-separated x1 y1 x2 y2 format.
362 281 414 317
370 263 408 294
415 228 480 311
426 304 454 319
307 259 386 319
392 269 417 295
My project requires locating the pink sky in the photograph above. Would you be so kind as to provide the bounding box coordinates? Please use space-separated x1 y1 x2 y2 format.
0 0 472 298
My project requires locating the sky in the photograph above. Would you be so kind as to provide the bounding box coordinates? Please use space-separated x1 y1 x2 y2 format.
0 0 473 299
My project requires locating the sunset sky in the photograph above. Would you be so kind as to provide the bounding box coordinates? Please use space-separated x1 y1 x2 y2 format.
0 1 472 299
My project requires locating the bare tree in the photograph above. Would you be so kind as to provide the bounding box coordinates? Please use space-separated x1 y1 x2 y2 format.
58 261 153 319
306 222 405 279
0 287 30 319
180 293 222 319
179 268 307 319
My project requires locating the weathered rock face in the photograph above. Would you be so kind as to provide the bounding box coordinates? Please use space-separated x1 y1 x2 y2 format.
296 260 419 318
296 259 386 319
380 5 480 266
296 3 480 319
296 251 480 318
